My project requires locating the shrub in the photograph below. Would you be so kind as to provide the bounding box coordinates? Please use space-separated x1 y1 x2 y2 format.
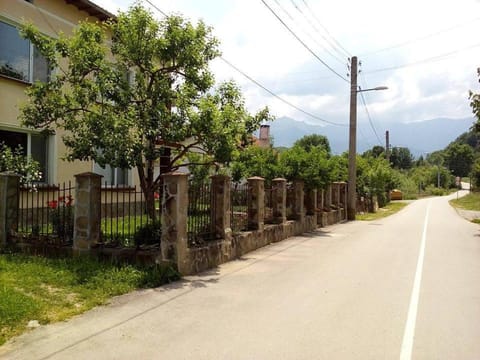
134 221 161 247
48 195 74 241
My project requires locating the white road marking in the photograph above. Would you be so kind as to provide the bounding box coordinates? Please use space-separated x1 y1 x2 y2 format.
400 202 431 360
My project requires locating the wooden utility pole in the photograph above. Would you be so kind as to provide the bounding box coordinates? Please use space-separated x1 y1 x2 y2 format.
347 56 358 221
385 130 390 163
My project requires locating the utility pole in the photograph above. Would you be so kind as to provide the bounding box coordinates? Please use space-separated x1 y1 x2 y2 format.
347 56 358 221
385 130 390 163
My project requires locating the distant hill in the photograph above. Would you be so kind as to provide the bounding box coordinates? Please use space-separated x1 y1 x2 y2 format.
265 117 474 157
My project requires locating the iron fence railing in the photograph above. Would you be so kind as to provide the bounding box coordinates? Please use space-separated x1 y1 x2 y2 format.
17 182 75 245
231 182 248 232
100 184 161 248
187 179 215 246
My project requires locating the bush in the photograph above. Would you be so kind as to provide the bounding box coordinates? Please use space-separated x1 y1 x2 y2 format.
134 221 161 247
425 185 447 196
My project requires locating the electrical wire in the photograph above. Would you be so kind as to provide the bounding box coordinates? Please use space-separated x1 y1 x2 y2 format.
358 89 383 145
260 0 349 83
301 0 351 58
275 0 347 64
359 71 384 144
142 0 348 127
364 42 480 74
220 58 348 127
290 0 349 61
361 16 480 57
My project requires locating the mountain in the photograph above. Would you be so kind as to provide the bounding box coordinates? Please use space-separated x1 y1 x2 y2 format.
265 117 474 157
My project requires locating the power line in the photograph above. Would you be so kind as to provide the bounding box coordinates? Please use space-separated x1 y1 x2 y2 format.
361 16 480 57
143 0 167 16
260 0 349 83
220 58 348 127
358 88 382 145
301 0 351 58
143 0 347 127
285 0 347 64
364 42 480 74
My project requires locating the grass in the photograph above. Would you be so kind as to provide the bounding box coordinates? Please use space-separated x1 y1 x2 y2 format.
449 192 480 211
356 201 410 221
0 253 179 346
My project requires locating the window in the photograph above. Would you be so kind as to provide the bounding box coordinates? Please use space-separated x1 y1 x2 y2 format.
0 129 50 182
93 163 130 186
0 21 50 83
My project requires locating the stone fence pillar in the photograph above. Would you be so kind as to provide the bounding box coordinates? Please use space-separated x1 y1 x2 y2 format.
324 184 332 210
0 173 20 248
73 172 102 255
211 175 231 240
247 177 264 231
272 178 286 224
305 188 317 227
161 172 189 273
293 180 304 222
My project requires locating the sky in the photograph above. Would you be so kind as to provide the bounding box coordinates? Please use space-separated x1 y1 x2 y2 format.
100 0 480 146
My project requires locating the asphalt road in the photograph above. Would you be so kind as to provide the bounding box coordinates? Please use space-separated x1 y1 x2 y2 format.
2 190 480 359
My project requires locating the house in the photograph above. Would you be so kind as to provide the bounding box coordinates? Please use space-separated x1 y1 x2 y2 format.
0 0 122 185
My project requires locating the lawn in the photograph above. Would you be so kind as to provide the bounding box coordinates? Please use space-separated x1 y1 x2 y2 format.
356 201 410 221
0 253 179 346
449 192 480 211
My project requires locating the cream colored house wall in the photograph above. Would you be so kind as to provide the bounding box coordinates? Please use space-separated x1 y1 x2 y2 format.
0 0 136 186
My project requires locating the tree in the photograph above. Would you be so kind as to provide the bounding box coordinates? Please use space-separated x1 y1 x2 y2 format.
278 145 331 190
357 155 395 207
0 143 41 184
293 134 331 155
390 147 413 169
230 146 279 185
20 5 271 219
362 145 385 158
444 143 474 177
470 68 480 132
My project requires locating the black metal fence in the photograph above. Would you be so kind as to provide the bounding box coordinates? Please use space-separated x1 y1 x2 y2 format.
187 179 215 246
100 184 161 248
16 182 75 245
231 182 249 232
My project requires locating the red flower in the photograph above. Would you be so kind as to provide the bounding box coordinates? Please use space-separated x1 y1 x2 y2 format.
47 200 58 209
65 195 74 206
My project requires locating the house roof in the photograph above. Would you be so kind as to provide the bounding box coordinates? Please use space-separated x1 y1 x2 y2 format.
65 0 114 21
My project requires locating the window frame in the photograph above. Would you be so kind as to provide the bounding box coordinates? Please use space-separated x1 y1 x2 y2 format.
0 18 51 84
0 127 53 184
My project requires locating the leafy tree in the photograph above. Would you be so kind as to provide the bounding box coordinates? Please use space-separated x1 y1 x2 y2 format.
230 146 279 186
470 159 480 190
357 155 394 207
362 145 385 158
20 5 271 218
328 154 348 182
293 134 331 155
0 143 41 184
426 150 445 166
278 145 331 190
470 68 480 132
444 143 474 177
389 147 413 169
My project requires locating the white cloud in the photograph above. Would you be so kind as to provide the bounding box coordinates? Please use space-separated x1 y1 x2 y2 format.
107 0 480 128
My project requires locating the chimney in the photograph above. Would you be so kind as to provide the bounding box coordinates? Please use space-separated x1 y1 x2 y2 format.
258 124 270 148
